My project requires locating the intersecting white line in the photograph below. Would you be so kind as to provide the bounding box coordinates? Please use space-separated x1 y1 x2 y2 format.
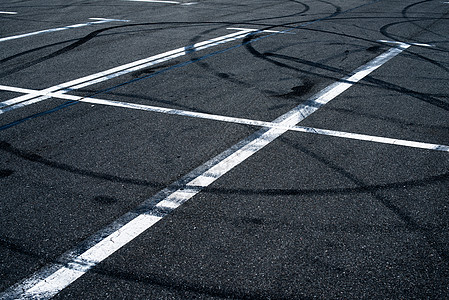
0 42 423 299
0 84 447 152
0 18 129 43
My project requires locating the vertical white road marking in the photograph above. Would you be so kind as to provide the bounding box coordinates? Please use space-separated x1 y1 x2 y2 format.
0 18 129 43
0 42 412 299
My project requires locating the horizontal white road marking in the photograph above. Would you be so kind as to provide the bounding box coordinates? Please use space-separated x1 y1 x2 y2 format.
0 18 129 43
0 11 17 15
126 0 180 3
0 28 256 113
1 84 447 152
88 17 130 22
300 127 449 152
1 42 415 299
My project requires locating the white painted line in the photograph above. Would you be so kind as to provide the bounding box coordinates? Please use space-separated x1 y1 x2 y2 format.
0 28 255 113
378 40 434 48
291 127 449 152
0 18 129 43
1 43 416 299
227 27 295 34
126 0 180 3
0 11 17 15
88 17 130 22
1 84 447 152
18 214 162 299
410 43 434 47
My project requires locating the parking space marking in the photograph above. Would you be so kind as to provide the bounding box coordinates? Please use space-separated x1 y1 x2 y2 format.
0 28 257 113
1 84 448 152
0 18 129 43
0 11 17 15
0 40 418 300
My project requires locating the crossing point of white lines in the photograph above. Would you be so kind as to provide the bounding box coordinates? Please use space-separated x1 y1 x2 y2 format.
0 18 129 43
0 41 423 300
0 84 448 152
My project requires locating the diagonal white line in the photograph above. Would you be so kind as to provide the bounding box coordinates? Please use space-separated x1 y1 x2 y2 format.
0 28 255 113
0 42 416 299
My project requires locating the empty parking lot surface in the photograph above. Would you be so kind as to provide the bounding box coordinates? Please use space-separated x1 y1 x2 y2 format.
1 0 448 298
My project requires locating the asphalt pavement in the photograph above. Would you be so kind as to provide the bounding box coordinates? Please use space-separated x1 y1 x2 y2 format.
0 0 448 299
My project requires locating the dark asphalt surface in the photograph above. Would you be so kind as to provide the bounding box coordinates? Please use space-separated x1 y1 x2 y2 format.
1 0 448 299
